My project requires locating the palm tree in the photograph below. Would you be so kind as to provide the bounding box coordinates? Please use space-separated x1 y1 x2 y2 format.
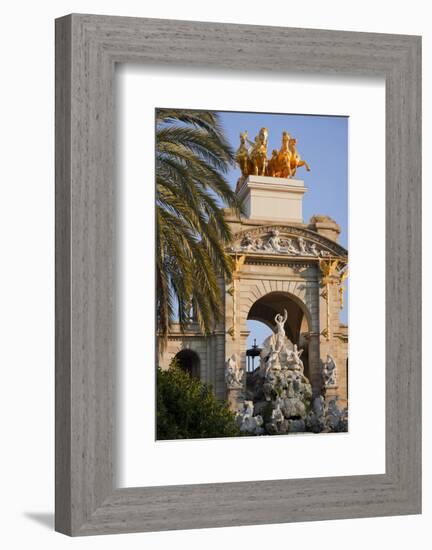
156 109 241 342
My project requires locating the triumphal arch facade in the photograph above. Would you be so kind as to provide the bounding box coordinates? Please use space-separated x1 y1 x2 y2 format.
160 176 348 407
159 170 348 411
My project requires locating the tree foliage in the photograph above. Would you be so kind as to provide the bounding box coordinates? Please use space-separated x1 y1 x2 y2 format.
156 109 242 342
156 366 240 440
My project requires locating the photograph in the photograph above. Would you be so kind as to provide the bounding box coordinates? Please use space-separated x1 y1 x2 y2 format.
156 108 349 439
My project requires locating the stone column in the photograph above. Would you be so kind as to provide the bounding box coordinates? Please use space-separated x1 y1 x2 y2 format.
224 257 247 407
318 269 346 407
307 332 322 397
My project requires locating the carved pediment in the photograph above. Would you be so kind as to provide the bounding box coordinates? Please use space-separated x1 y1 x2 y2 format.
228 225 347 259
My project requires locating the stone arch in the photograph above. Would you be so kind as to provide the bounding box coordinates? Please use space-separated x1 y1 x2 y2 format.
239 279 318 334
247 291 312 342
174 349 201 379
243 289 315 380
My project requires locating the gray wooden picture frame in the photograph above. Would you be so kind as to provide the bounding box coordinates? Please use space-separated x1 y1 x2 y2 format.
55 13 421 536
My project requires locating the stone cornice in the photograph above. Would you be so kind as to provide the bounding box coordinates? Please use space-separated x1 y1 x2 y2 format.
242 257 317 270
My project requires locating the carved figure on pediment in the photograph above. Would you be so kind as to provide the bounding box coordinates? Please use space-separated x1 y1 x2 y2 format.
230 228 346 259
254 237 264 250
310 242 320 256
264 229 283 252
283 238 300 255
297 237 309 255
240 232 255 251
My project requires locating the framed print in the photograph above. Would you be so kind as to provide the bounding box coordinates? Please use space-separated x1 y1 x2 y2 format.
117 72 386 489
55 14 421 536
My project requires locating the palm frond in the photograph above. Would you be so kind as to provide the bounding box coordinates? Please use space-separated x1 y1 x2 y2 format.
155 109 241 341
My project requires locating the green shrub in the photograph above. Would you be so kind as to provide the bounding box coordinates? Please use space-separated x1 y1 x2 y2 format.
156 366 241 440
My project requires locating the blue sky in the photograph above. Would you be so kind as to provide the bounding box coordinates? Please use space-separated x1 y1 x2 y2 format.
216 111 348 347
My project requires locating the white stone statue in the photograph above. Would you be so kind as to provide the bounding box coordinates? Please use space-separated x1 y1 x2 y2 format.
322 353 337 386
225 353 244 389
267 345 281 372
289 344 304 373
274 309 288 351
259 309 299 375
259 309 289 374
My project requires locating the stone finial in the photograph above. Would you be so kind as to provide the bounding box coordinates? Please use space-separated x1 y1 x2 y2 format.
309 214 341 242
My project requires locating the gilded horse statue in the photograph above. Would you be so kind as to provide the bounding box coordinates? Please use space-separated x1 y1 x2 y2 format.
288 137 311 177
235 128 310 186
275 131 292 178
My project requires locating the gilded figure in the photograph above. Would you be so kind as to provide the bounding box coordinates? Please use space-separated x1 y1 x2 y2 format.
235 131 251 177
249 127 269 176
288 137 311 177
276 130 292 178
234 128 311 180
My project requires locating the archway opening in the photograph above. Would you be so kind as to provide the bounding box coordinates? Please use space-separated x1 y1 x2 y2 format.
247 291 312 378
246 320 272 372
174 349 201 379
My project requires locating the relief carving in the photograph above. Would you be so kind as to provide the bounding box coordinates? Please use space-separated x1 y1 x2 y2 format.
230 229 339 258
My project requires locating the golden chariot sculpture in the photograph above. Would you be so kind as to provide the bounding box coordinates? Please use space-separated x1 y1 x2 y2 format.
235 128 311 191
